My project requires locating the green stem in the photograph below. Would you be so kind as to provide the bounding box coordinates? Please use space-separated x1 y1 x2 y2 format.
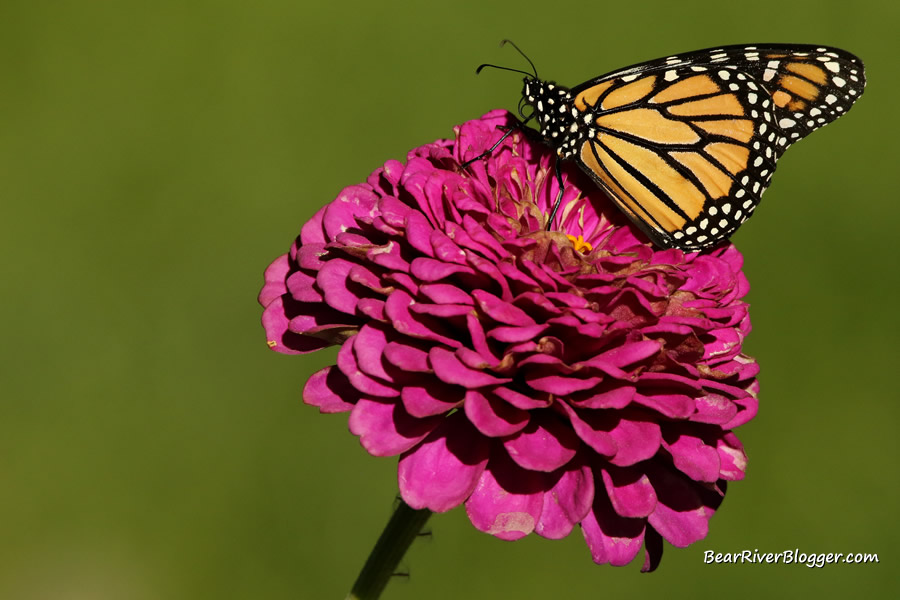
345 500 432 600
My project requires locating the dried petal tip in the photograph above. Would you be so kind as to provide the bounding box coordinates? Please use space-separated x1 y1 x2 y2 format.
259 110 759 570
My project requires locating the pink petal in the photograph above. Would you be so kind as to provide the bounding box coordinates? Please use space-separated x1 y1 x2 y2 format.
646 464 723 548
562 404 661 466
349 398 440 457
633 392 695 419
570 384 636 410
385 290 462 348
503 411 580 472
261 296 330 354
419 283 475 305
535 458 595 539
302 366 357 413
606 417 663 467
580 491 646 566
400 384 463 418
429 347 511 388
337 336 398 398
383 339 431 372
321 185 378 240
317 258 362 314
559 402 617 457
430 229 467 264
595 339 661 368
465 452 546 540
353 323 391 381
464 389 530 437
398 412 490 512
601 465 657 518
487 323 549 343
298 205 328 244
472 289 536 326
690 393 739 424
493 386 552 410
258 254 290 307
716 432 748 481
663 427 721 483
286 269 323 302
410 257 475 281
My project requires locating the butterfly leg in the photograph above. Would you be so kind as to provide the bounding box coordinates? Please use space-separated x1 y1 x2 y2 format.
460 125 518 170
460 114 535 170
545 158 565 230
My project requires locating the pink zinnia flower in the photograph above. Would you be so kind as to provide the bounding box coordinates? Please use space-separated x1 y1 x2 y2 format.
259 110 759 571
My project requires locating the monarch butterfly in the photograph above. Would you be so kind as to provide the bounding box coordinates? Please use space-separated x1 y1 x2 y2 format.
476 42 866 251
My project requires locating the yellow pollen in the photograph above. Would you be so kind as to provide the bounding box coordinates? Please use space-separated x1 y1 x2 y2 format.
567 234 593 253
267 340 278 348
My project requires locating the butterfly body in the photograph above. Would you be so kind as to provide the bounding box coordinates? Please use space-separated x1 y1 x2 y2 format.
519 44 865 250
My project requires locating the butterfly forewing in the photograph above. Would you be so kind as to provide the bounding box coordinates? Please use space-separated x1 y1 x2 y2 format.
528 44 865 250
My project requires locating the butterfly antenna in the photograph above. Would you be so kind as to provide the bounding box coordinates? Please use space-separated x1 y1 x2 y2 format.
475 63 534 78
499 39 538 79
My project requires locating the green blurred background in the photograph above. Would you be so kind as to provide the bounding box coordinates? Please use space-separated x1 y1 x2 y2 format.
2 0 896 598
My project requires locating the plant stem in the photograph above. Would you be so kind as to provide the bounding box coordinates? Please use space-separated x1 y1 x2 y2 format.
345 500 432 600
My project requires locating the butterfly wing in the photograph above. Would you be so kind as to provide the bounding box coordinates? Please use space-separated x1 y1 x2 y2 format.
568 44 865 250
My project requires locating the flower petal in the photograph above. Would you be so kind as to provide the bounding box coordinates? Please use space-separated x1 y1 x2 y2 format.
646 463 723 547
429 347 512 388
349 398 440 457
302 366 357 413
601 464 657 518
464 389 530 437
535 457 594 539
398 412 490 512
580 490 646 567
503 411 580 472
465 451 546 540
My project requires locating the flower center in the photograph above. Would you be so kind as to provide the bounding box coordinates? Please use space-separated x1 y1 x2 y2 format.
566 234 593 253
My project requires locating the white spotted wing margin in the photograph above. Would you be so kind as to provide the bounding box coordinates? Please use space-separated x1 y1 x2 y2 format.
564 44 866 250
